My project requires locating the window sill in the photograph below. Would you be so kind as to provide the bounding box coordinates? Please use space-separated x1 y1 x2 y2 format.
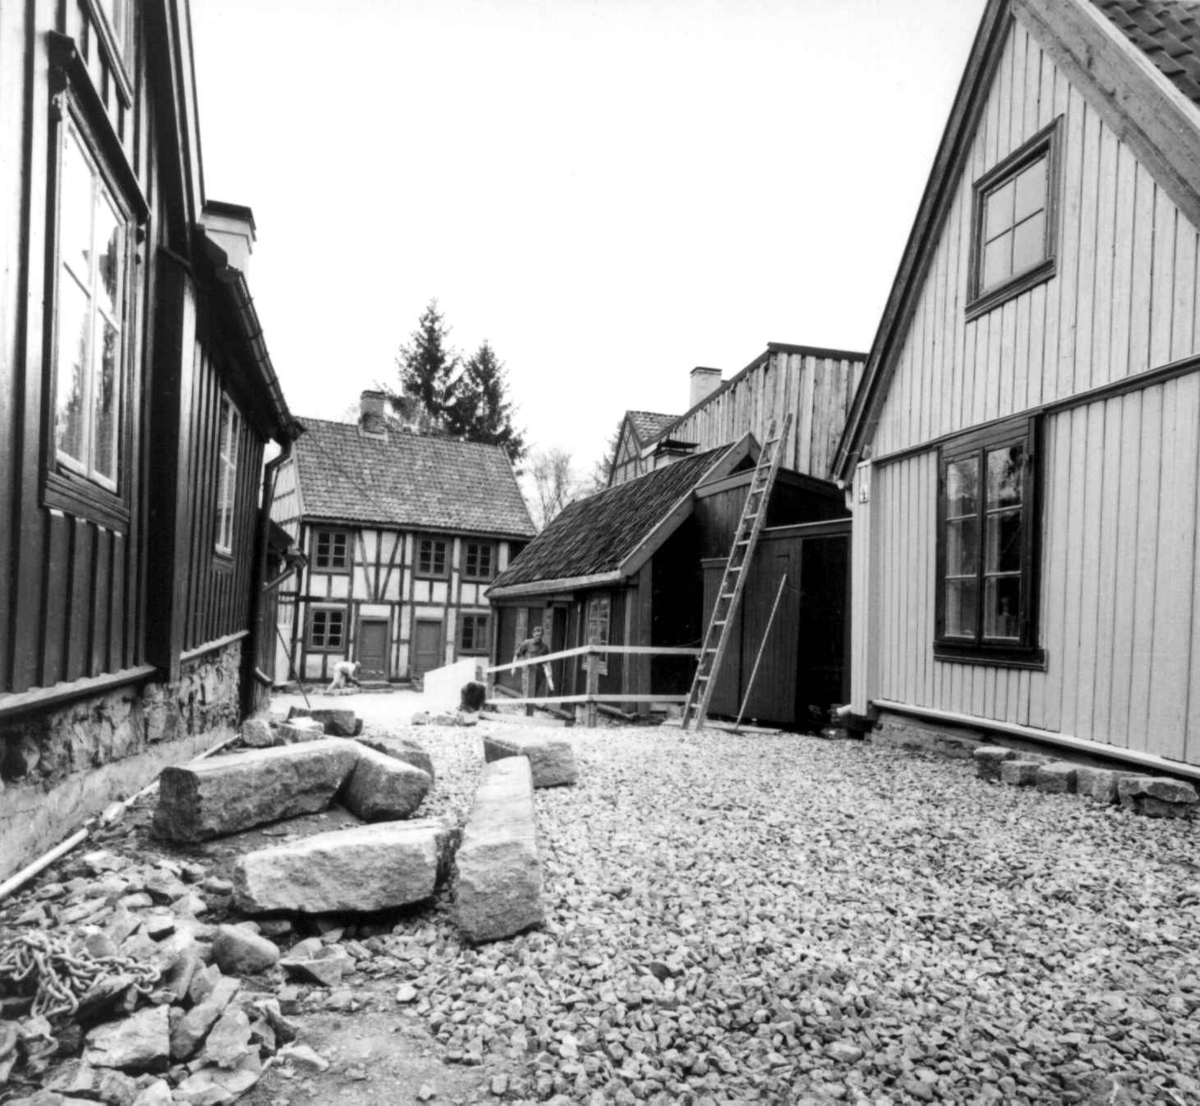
462 576 495 584
415 572 450 581
307 644 347 654
934 643 1046 670
43 468 129 531
313 565 351 574
966 259 1055 322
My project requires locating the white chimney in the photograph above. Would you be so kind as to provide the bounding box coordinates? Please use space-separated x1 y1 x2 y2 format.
200 201 255 274
690 366 722 409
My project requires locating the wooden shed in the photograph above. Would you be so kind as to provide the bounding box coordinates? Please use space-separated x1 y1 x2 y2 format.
835 0 1200 777
489 436 850 726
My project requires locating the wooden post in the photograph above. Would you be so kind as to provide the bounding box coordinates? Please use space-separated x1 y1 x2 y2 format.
586 649 599 728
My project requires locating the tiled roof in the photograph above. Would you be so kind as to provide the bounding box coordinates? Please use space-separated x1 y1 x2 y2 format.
293 418 536 538
1092 0 1200 104
492 445 733 588
627 410 679 444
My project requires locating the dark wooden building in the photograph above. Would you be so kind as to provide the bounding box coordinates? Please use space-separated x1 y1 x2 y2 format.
270 393 536 686
489 436 850 726
0 0 297 877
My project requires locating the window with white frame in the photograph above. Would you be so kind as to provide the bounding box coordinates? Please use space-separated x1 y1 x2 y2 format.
54 119 128 492
586 594 611 676
214 397 239 555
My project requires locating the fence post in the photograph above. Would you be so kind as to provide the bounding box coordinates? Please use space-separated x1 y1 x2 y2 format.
586 648 599 729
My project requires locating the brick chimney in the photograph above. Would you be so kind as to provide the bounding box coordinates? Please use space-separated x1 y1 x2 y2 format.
690 366 722 409
360 390 388 435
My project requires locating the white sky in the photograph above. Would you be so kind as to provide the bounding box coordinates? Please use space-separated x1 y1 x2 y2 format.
191 0 985 473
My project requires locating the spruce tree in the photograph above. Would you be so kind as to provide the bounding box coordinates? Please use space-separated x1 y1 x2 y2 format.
392 299 459 429
453 340 526 464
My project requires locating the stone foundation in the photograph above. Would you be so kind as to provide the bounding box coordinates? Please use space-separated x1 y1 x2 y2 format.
870 713 985 759
0 643 242 879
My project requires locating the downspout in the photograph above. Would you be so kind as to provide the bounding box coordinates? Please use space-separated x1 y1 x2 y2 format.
246 439 293 716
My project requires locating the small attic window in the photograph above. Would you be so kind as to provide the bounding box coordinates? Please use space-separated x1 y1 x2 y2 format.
967 118 1061 320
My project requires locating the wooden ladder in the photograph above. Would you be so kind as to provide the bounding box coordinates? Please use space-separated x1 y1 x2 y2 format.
682 413 792 731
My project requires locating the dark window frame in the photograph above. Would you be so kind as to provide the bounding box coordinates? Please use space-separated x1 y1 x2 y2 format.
585 593 611 676
313 527 352 573
458 611 491 655
307 605 349 653
462 540 496 582
934 417 1044 668
416 535 449 579
966 118 1062 321
40 34 148 533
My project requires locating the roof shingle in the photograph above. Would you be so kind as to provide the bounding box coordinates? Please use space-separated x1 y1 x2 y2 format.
293 418 535 538
627 411 679 444
491 445 733 588
1092 0 1200 104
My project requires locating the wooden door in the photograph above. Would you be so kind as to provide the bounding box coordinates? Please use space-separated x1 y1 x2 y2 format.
358 618 389 681
795 534 850 725
413 619 442 678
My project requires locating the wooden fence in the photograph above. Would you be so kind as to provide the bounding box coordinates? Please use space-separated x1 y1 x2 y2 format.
485 645 701 727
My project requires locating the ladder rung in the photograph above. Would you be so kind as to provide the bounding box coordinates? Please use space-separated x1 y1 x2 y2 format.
713 620 726 626
720 592 735 599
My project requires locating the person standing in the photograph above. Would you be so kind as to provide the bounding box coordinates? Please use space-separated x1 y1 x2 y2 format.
514 624 554 717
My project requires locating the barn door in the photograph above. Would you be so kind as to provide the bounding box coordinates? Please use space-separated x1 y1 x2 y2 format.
795 534 850 725
358 619 389 681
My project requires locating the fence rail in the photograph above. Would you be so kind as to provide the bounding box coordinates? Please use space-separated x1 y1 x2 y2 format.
485 644 701 727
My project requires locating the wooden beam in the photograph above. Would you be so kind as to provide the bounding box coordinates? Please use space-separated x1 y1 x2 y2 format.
0 665 157 720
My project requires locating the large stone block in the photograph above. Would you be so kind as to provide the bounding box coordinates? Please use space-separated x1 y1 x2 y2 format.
153 739 359 842
276 719 326 745
973 745 1015 782
1035 762 1077 794
232 819 454 914
355 736 434 781
287 707 361 738
483 733 578 788
1075 766 1124 804
340 746 431 821
454 758 543 944
1118 776 1199 818
999 759 1040 787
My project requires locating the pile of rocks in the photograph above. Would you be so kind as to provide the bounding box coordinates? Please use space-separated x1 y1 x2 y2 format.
0 848 306 1106
974 744 1199 815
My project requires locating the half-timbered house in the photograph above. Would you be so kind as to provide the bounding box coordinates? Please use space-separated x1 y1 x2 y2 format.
835 0 1200 778
271 392 535 686
489 436 851 726
0 0 299 876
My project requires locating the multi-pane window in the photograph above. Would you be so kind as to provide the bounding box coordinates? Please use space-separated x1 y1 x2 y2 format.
308 608 346 651
970 120 1059 316
214 397 239 554
463 541 494 581
586 594 611 675
459 613 490 654
936 420 1041 664
314 529 350 571
417 537 448 577
55 120 128 491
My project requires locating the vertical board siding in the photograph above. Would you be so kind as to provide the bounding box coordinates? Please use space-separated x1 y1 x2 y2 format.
871 17 1200 459
874 377 1200 765
1 2 157 693
662 350 864 481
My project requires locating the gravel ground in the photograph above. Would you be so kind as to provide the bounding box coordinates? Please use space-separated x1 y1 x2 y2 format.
301 694 1200 1106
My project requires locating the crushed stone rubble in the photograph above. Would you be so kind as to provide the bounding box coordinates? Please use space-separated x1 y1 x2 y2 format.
0 707 1198 1105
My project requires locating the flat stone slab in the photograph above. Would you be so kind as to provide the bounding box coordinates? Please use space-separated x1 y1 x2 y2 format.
340 745 431 821
1036 762 1077 794
287 707 362 737
153 739 359 842
355 735 435 781
276 718 326 744
483 733 578 788
233 819 454 914
454 758 544 944
1118 776 1199 817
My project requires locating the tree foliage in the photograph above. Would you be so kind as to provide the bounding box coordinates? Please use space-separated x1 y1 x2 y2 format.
528 447 579 531
454 341 526 464
390 299 459 431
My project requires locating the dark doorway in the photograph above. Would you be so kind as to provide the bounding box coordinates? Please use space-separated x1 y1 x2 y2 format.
358 618 389 681
413 619 442 678
795 534 849 726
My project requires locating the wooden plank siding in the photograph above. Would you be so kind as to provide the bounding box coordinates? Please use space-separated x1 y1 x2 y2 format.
661 349 865 482
871 379 1200 763
871 16 1200 459
0 1 162 695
